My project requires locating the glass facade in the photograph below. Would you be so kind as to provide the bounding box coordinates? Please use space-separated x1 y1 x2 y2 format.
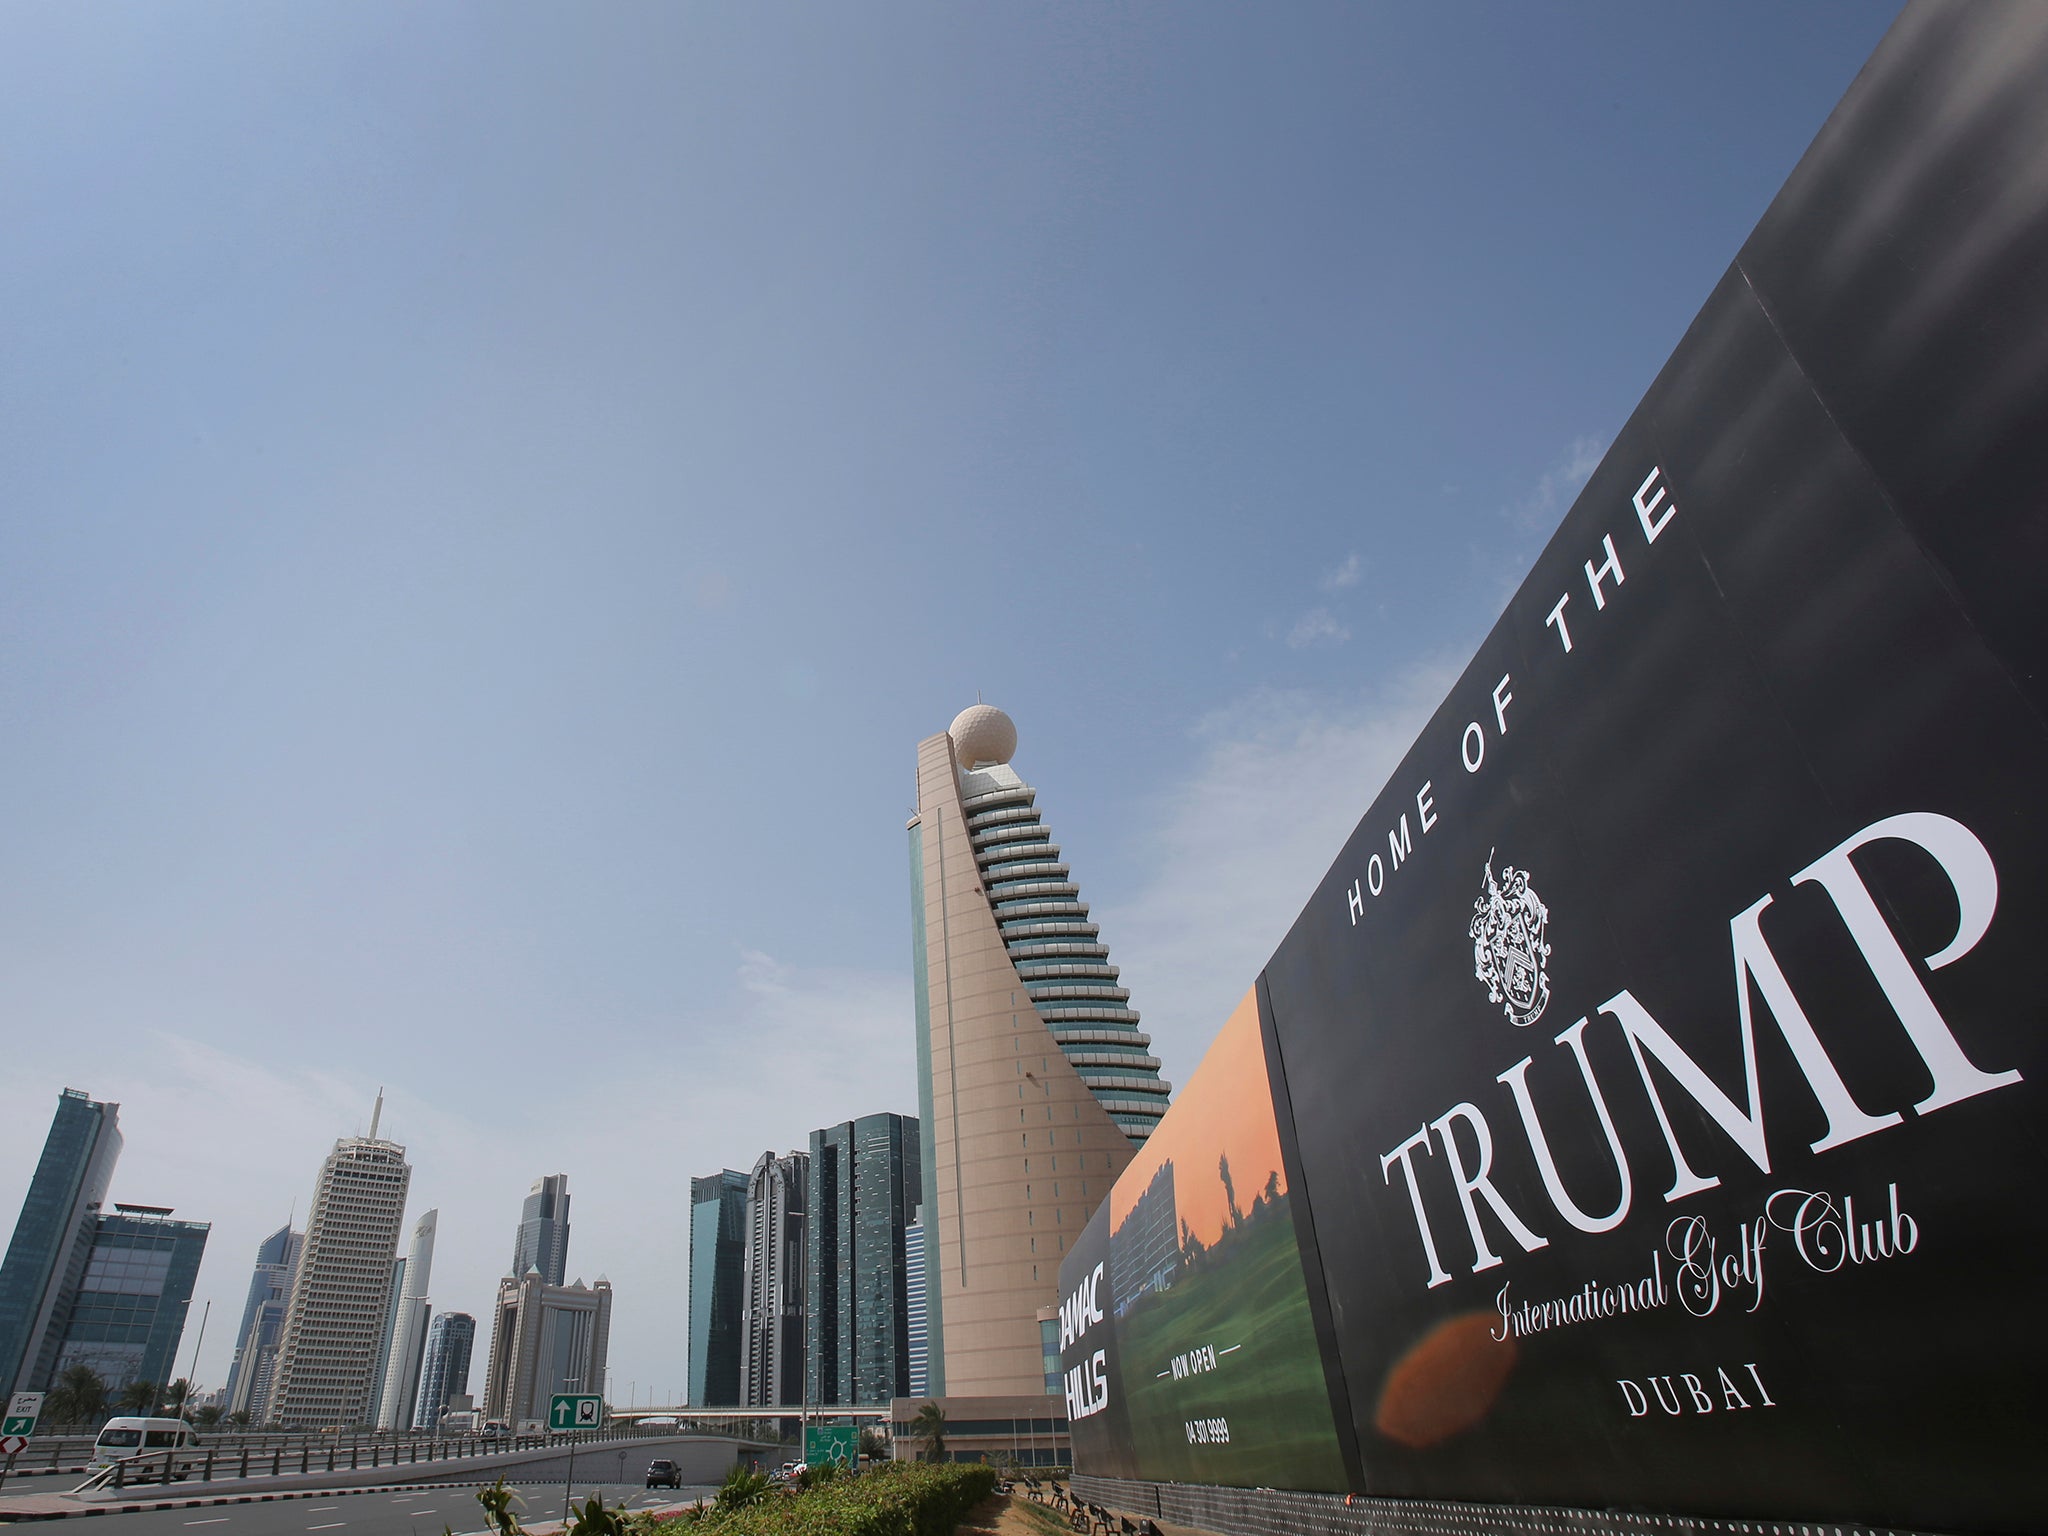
687 1171 748 1407
805 1113 922 1406
50 1211 209 1397
0 1089 124 1396
414 1310 474 1428
510 1175 571 1287
223 1223 299 1419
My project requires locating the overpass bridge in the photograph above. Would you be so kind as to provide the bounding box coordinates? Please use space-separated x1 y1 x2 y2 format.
606 1406 891 1423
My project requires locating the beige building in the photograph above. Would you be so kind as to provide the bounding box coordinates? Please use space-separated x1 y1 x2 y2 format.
481 1269 612 1430
270 1098 413 1428
910 705 1171 1397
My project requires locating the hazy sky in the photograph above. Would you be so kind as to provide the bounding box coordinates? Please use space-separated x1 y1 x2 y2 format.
0 2 1898 1402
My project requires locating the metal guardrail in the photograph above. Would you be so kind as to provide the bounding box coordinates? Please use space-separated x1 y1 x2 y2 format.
66 1427 625 1494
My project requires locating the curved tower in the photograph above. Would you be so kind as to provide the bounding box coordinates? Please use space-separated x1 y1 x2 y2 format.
909 705 1171 1396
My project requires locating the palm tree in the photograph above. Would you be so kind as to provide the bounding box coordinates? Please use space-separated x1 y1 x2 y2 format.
161 1379 193 1418
119 1380 158 1415
911 1402 947 1463
226 1410 250 1428
45 1364 108 1426
192 1404 224 1429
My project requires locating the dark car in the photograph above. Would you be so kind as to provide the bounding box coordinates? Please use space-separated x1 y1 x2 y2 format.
646 1459 681 1490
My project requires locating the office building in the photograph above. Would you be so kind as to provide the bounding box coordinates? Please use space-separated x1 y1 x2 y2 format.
376 1210 436 1430
224 1223 302 1423
905 1205 928 1399
0 1089 123 1395
806 1113 922 1406
740 1149 807 1408
47 1205 209 1398
368 1257 405 1424
481 1272 611 1429
908 704 1170 1395
414 1310 474 1430
687 1171 747 1408
510 1175 571 1288
269 1098 413 1428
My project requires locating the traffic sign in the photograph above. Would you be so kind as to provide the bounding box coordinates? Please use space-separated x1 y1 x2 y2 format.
0 1436 27 1456
548 1393 603 1432
1 1393 41 1438
803 1424 857 1467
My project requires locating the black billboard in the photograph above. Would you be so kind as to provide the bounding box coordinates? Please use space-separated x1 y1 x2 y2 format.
1060 5 2048 1531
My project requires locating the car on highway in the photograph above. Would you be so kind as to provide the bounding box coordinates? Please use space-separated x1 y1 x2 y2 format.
645 1458 682 1489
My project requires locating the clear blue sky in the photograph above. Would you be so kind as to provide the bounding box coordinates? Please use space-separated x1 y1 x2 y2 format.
0 2 1898 1400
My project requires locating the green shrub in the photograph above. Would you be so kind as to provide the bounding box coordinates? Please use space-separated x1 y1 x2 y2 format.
630 1462 996 1536
715 1465 774 1511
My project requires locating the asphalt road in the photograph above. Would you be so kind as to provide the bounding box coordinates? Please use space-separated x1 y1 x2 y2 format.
78 1482 715 1536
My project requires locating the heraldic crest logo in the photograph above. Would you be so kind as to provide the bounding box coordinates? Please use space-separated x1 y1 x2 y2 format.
1470 852 1551 1026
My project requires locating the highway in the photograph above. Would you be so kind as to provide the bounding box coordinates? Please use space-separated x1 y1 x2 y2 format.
68 1482 715 1536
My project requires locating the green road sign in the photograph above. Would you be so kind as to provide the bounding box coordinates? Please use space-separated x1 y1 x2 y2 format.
804 1424 857 1468
549 1393 603 1432
3 1393 43 1438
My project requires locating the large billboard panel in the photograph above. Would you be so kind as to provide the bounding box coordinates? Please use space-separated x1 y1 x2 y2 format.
1061 992 1347 1490
1060 6 2048 1531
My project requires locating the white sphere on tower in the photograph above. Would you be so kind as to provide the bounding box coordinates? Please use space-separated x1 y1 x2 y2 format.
950 704 1017 769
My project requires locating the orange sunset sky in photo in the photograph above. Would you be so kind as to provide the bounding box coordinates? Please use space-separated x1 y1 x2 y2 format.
1111 987 1288 1249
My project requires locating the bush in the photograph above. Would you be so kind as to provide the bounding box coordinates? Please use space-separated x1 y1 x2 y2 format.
632 1462 996 1536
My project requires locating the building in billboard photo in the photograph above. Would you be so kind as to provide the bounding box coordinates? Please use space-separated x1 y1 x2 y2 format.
1059 6 2048 1535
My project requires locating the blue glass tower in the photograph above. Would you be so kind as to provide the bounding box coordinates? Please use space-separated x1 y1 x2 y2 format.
49 1207 210 1398
0 1089 123 1396
687 1171 747 1407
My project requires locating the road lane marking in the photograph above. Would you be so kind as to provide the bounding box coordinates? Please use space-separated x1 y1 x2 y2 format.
184 1520 230 1526
308 1523 348 1529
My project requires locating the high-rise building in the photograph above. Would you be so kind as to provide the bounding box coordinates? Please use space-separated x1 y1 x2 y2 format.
225 1223 302 1423
740 1149 807 1408
0 1089 123 1396
47 1205 209 1398
376 1210 436 1430
269 1099 413 1428
481 1272 611 1429
414 1310 474 1430
510 1175 571 1288
368 1256 406 1422
909 705 1171 1395
904 1204 928 1399
687 1171 748 1409
806 1113 922 1407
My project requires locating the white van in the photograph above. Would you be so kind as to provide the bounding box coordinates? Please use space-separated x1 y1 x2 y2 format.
91 1417 199 1468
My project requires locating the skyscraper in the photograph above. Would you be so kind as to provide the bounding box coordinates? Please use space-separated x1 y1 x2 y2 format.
805 1113 922 1406
368 1256 406 1422
481 1273 611 1429
225 1223 302 1424
413 1310 475 1430
687 1171 748 1409
376 1210 436 1430
0 1089 123 1396
909 705 1171 1395
740 1149 807 1408
269 1098 413 1428
510 1176 571 1287
47 1205 210 1398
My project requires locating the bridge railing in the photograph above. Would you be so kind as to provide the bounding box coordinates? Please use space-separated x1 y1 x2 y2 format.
65 1426 626 1494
